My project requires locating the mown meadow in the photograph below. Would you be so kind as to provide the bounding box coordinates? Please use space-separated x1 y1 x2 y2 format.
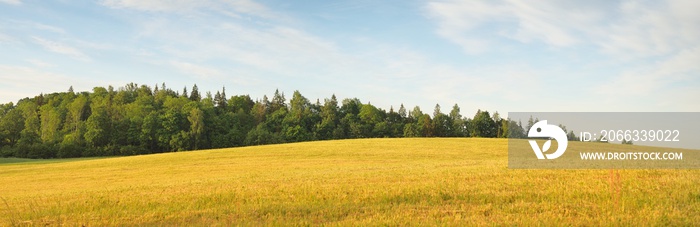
1 138 699 225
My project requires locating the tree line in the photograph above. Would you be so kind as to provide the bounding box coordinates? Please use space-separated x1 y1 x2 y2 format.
0 83 545 158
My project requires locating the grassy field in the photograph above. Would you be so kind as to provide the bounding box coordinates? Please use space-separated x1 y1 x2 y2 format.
1 138 699 226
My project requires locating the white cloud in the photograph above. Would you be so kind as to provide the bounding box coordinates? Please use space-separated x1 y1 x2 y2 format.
101 0 275 19
595 46 700 96
224 0 272 18
597 0 700 58
426 0 700 58
0 33 13 43
0 65 97 103
425 0 600 53
425 0 700 112
171 61 222 79
106 0 585 114
134 18 343 80
31 22 65 34
504 1 588 46
8 20 66 34
101 0 202 12
31 36 91 61
25 59 55 68
94 0 698 115
0 65 66 87
0 0 20 5
425 1 505 54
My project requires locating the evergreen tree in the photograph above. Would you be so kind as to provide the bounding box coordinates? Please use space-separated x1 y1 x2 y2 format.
270 89 286 113
316 95 339 140
190 84 201 102
398 104 407 119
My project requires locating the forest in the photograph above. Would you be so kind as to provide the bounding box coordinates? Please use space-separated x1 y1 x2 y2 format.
0 83 556 158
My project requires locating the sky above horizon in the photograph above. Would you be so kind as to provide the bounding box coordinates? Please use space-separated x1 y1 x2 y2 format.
1 0 699 118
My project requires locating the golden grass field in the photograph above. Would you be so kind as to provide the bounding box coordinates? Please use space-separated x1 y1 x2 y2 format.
1 138 699 226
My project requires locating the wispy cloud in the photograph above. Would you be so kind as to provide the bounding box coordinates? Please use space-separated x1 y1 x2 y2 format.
0 33 13 43
124 13 343 79
101 0 276 19
171 61 222 79
595 46 700 96
425 0 700 112
596 0 700 58
9 20 66 34
426 1 605 53
31 36 91 61
25 59 55 68
108 3 478 109
101 0 202 12
2 0 695 114
0 65 100 101
0 0 20 5
425 1 505 54
426 0 700 58
103 0 645 113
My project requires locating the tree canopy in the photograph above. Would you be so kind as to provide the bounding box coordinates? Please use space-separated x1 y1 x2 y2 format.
0 83 532 158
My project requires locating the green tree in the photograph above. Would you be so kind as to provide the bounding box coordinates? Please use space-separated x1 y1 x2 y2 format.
385 106 404 137
214 87 228 110
229 95 254 114
471 110 496 137
359 103 382 125
398 104 407 119
250 99 267 125
141 111 160 151
0 108 24 146
269 89 286 113
190 84 201 102
39 103 64 143
0 82 527 158
567 130 580 141
499 119 509 138
449 104 465 136
506 120 526 138
245 125 282 145
66 94 88 137
432 104 452 137
282 91 313 142
159 108 185 151
315 95 339 140
340 98 362 116
18 101 41 146
340 113 363 138
526 115 535 131
188 108 204 150
181 86 188 99
416 113 433 137
409 106 422 121
85 106 109 148
492 112 505 138
403 123 419 137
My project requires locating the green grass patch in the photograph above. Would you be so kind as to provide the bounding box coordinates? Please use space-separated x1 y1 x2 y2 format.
0 157 111 165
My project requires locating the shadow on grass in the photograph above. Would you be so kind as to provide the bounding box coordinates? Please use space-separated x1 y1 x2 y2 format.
0 157 113 165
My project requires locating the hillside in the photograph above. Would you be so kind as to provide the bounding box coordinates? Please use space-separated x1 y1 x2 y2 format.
1 138 699 225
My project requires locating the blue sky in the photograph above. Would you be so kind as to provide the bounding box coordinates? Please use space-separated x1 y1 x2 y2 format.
1 0 698 117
